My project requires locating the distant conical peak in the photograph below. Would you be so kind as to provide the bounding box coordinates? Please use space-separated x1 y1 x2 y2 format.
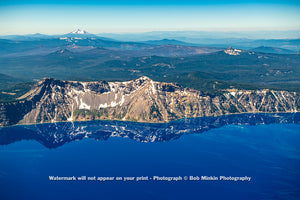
71 29 87 34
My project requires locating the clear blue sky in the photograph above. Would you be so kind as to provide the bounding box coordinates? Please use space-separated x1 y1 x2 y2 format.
0 0 300 35
1 0 300 6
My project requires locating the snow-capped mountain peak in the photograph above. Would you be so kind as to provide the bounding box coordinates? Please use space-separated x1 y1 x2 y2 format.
71 29 87 34
224 46 242 56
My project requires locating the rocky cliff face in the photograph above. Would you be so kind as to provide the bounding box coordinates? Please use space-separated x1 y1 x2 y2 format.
0 76 299 127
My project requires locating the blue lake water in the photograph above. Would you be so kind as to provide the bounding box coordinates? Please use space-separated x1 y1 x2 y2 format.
0 113 300 200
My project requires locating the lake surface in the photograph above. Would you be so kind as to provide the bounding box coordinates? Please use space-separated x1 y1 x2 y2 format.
0 113 299 200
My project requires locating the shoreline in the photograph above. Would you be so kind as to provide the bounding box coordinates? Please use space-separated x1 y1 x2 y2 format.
1 111 299 129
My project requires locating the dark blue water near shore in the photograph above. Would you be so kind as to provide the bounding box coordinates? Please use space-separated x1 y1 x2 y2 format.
0 113 300 200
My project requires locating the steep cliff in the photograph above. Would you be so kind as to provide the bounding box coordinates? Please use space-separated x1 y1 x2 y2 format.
0 76 299 127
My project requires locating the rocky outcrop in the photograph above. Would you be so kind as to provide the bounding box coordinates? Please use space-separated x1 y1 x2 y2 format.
0 76 299 127
224 46 242 55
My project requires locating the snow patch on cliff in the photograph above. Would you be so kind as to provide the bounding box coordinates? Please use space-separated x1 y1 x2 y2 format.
79 99 91 110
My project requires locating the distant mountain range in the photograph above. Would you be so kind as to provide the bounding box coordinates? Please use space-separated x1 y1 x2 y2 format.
250 46 295 54
141 39 196 46
0 29 112 41
0 35 222 58
96 30 300 41
1 29 300 51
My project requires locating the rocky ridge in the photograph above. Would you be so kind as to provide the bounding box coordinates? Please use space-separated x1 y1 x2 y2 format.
0 76 299 127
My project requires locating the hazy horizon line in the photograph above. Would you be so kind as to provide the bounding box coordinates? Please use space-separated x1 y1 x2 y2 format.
1 28 300 36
